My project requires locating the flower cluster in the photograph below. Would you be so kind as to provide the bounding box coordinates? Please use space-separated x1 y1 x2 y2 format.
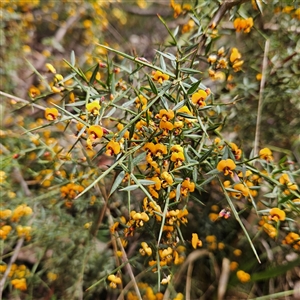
233 17 254 33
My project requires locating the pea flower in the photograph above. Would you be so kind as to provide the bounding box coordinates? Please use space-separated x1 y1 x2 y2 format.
107 274 122 289
86 100 101 116
152 70 169 84
217 159 236 176
233 17 254 33
106 140 121 156
45 63 56 74
236 270 251 283
45 108 59 121
192 233 202 249
139 242 152 256
259 147 273 161
87 125 103 140
269 208 286 222
191 89 208 107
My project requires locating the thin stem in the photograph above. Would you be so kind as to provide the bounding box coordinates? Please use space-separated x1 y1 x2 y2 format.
254 39 270 158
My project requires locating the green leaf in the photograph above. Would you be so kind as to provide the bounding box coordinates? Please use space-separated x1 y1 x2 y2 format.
109 170 125 196
180 68 202 74
132 152 146 166
160 55 166 72
119 185 139 192
251 257 300 281
70 50 76 66
253 0 264 14
147 75 158 94
187 80 201 95
155 50 176 61
89 63 100 84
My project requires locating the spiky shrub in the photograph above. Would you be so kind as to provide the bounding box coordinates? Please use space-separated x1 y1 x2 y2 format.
1 1 299 299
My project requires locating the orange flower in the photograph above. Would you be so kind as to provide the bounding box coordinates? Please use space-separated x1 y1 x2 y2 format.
236 270 251 283
229 142 242 160
269 208 286 222
192 233 202 249
87 125 103 140
106 140 121 156
157 109 174 121
29 86 41 98
217 159 236 176
191 90 208 107
152 70 169 84
230 48 241 63
181 178 195 197
45 108 59 121
233 17 254 33
259 148 273 161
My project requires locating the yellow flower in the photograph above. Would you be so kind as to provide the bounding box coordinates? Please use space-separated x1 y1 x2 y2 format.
182 19 195 33
45 108 59 121
47 272 58 281
11 278 27 291
161 171 174 186
140 242 152 256
191 90 208 107
86 100 101 115
106 140 121 156
181 178 195 197
229 142 242 160
233 17 254 33
171 151 185 168
230 48 241 63
230 261 239 271
263 223 277 238
0 209 11 219
236 270 251 283
152 70 169 84
157 109 174 122
192 233 202 249
29 86 41 98
87 125 103 140
256 73 262 80
269 207 286 222
0 171 7 184
233 249 242 257
16 225 32 241
107 274 122 288
232 183 249 199
45 63 56 74
54 74 64 83
0 225 12 240
259 147 273 161
217 159 236 176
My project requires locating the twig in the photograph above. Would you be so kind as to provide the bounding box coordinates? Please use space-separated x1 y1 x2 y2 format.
185 260 194 300
253 39 270 158
217 258 230 300
163 249 211 300
108 214 142 300
12 167 32 197
0 238 24 299
0 91 46 111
